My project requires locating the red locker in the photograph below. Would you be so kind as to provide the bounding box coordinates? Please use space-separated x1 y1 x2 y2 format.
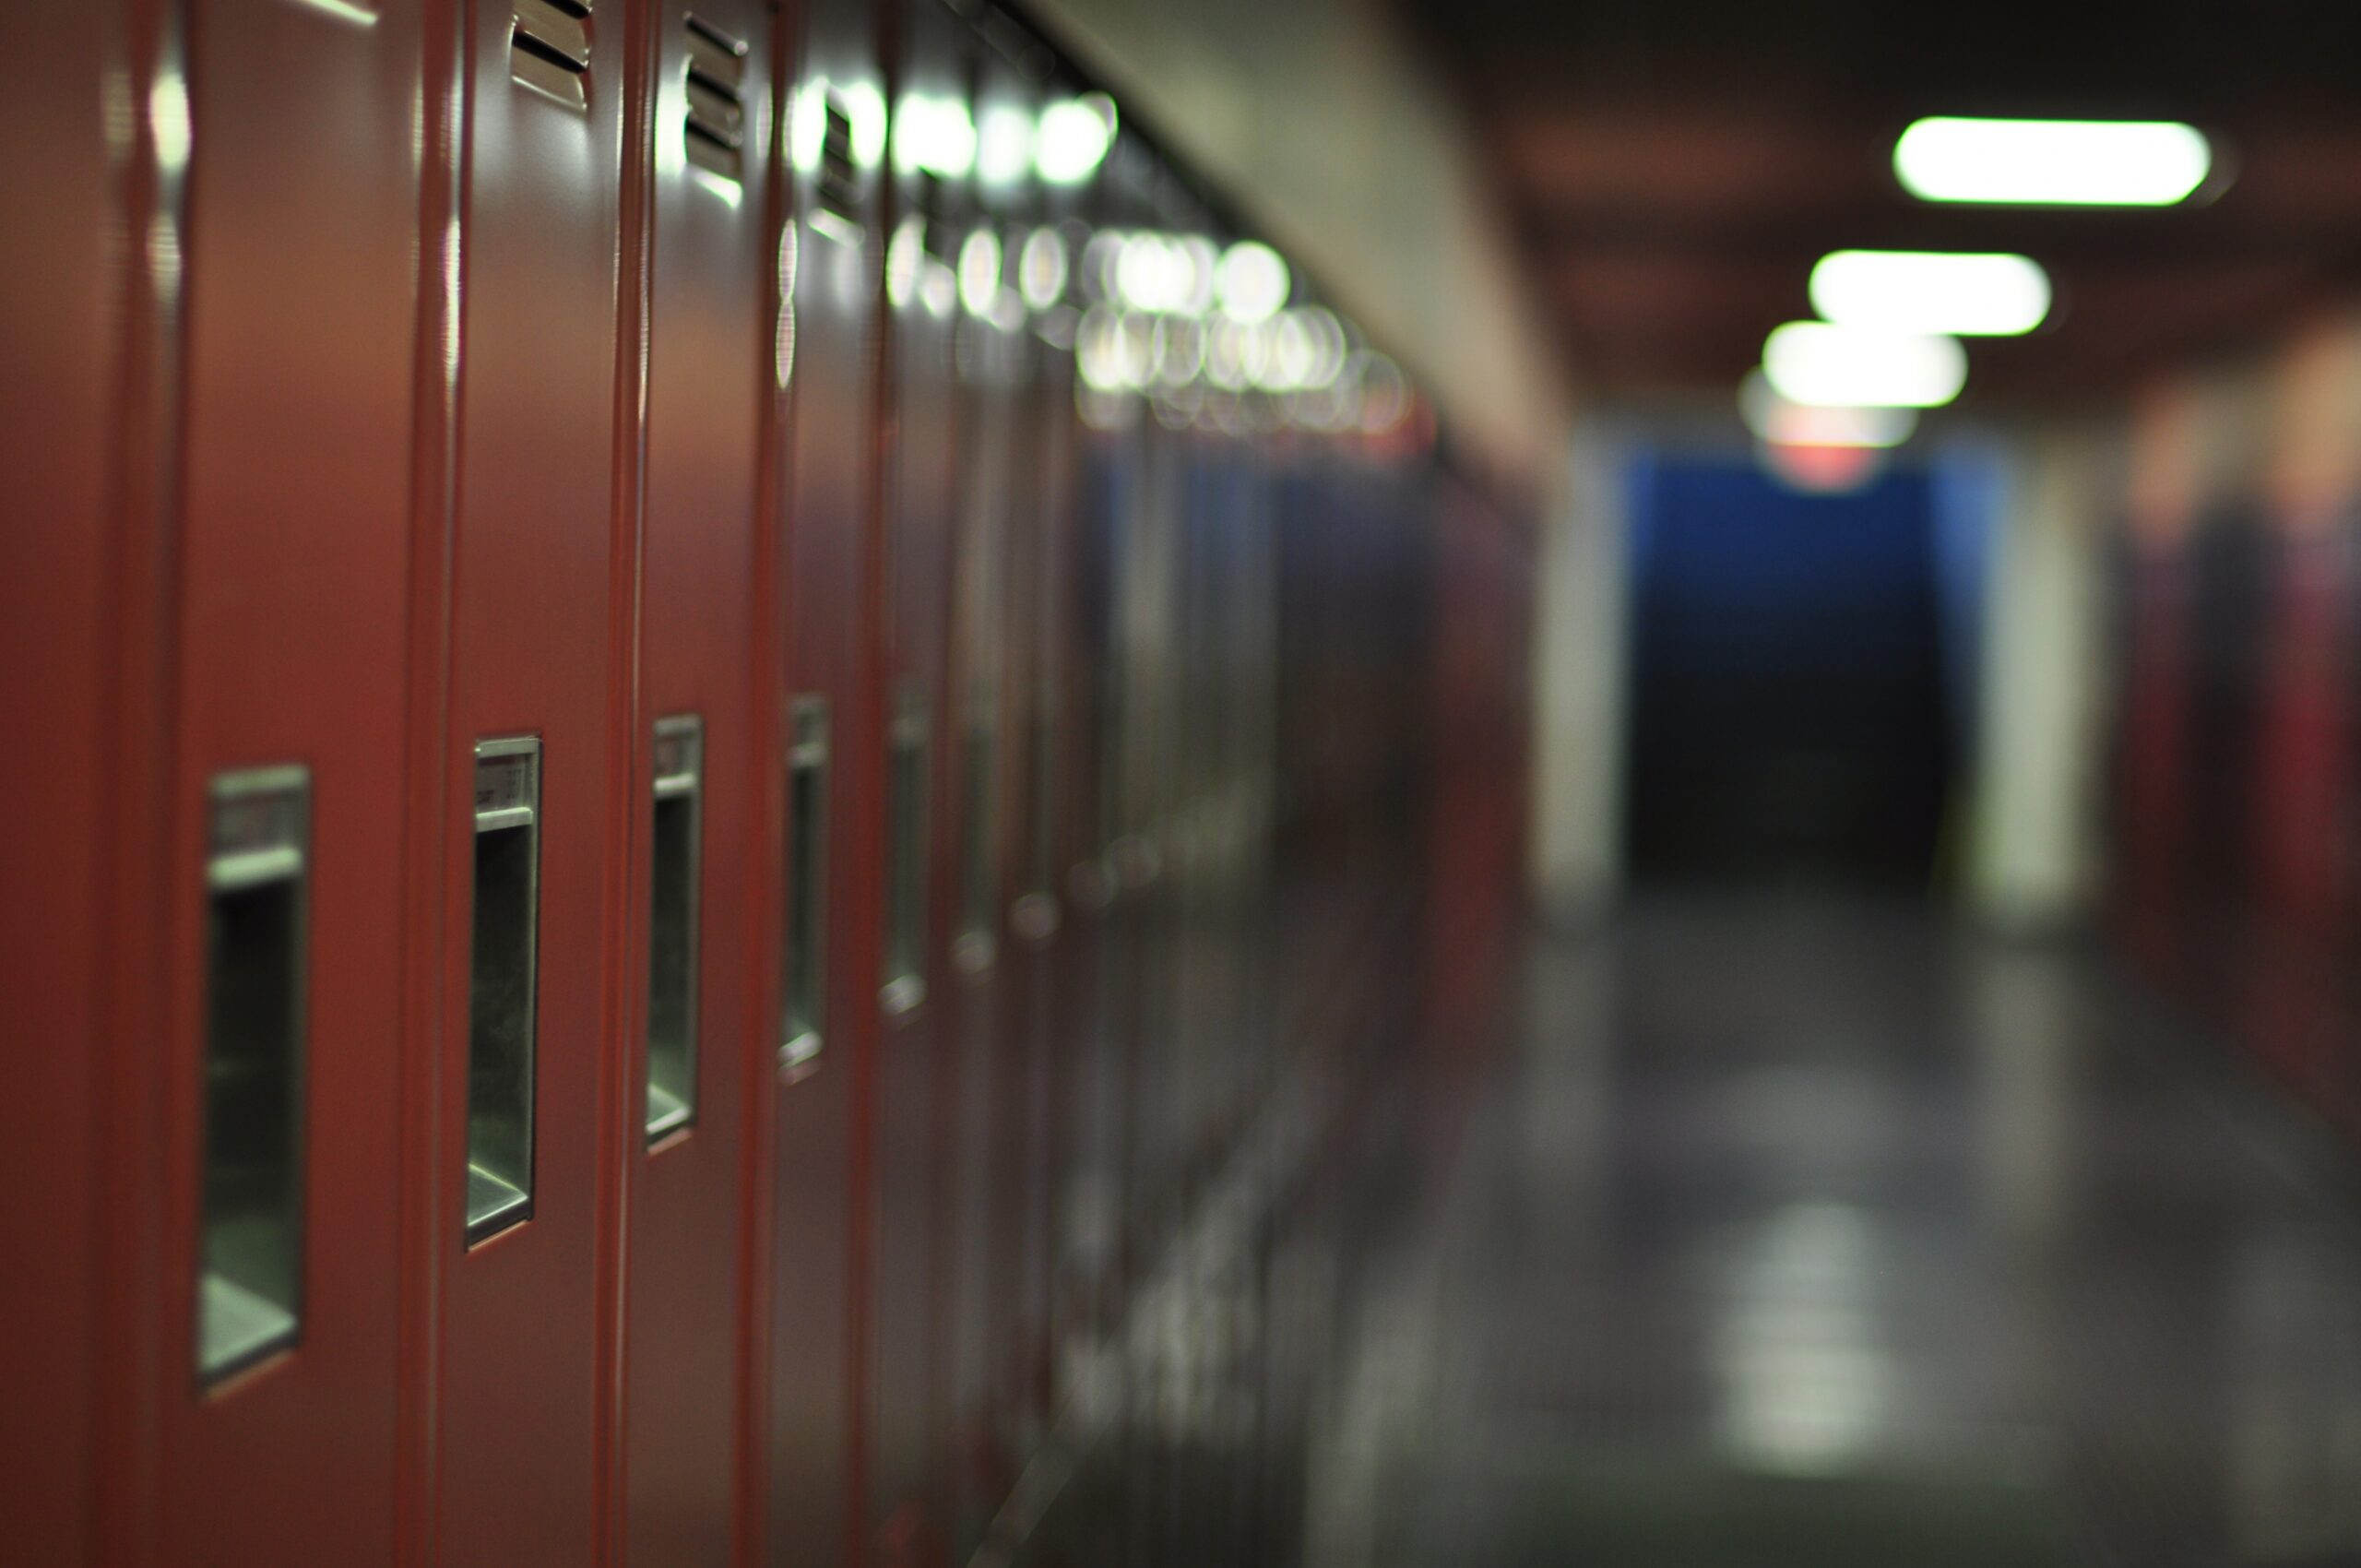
1081 130 1177 1356
624 2 777 1562
1012 150 1088 1454
435 0 634 1560
869 2 968 1557
129 0 433 1557
0 7 118 1559
1053 137 1136 1402
767 0 887 1562
1024 99 1105 1444
938 39 1042 1549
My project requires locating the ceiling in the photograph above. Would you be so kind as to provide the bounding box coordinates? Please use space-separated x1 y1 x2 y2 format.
1394 0 2361 405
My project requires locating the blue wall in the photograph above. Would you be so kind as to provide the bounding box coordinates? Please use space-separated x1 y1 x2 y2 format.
1624 453 1958 885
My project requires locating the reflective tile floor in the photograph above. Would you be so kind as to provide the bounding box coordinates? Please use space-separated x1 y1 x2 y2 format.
1309 892 2361 1568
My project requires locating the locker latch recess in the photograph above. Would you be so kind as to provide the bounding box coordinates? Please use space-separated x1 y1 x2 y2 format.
646 716 705 1141
465 737 540 1244
197 766 311 1386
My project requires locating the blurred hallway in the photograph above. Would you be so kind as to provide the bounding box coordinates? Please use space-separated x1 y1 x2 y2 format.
20 2 2361 1561
1311 896 2361 1567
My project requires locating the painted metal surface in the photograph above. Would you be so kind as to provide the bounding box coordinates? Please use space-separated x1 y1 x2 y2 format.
0 7 117 1561
626 3 776 1562
436 0 631 1558
944 49 1048 1551
767 0 887 1563
159 0 426 1555
867 5 981 1562
0 4 1534 1565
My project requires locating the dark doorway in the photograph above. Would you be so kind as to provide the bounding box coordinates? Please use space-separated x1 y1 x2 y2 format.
1625 454 1955 886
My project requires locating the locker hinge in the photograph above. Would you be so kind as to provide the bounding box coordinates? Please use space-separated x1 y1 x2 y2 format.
683 14 749 184
512 0 593 111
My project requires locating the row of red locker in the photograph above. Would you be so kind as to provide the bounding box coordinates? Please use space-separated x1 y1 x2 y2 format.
2112 506 2361 1142
0 0 1534 1562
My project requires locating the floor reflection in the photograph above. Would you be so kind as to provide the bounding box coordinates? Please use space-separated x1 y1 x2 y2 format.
1315 892 2361 1568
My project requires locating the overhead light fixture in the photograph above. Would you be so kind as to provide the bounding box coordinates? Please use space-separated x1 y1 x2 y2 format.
1037 94 1117 185
1762 322 1965 409
1809 250 2050 337
976 104 1034 187
1116 232 1216 315
1214 241 1289 323
892 93 977 177
1739 372 1918 448
1759 439 1885 495
1893 116 2213 207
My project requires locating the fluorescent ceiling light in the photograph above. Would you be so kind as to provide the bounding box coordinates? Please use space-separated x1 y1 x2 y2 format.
1762 322 1966 409
1037 94 1117 184
1215 242 1290 323
893 94 976 177
1739 372 1918 448
1809 250 2050 337
976 104 1033 187
1894 116 2212 207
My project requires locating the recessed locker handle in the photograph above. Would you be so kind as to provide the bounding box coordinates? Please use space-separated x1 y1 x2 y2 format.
1012 699 1062 944
646 716 703 1141
954 688 999 976
465 738 540 1244
197 766 311 1385
881 683 929 1016
781 696 829 1072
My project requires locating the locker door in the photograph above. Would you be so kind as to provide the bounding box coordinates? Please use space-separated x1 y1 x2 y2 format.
625 2 774 1562
1057 134 1137 1405
1020 98 1102 1443
871 6 969 1557
769 0 885 1562
939 39 1040 1552
0 8 118 1559
1013 145 1087 1455
106 0 433 1557
438 0 631 1560
1117 177 1192 1291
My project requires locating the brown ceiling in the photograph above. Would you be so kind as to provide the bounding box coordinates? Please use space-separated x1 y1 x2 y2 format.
1396 0 2361 404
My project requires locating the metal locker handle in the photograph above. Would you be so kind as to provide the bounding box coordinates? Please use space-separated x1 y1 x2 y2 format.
197 766 311 1384
781 696 829 1073
881 683 929 1016
954 691 998 977
1012 700 1062 945
465 737 540 1243
646 716 703 1141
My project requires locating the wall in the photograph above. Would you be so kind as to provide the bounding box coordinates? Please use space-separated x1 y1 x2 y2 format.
1024 0 1572 490
1965 428 2113 931
1528 422 1629 919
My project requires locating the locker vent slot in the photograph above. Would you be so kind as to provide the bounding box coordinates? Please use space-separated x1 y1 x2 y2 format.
512 0 593 111
682 13 749 183
646 716 703 1141
919 172 953 261
817 92 860 219
197 766 310 1385
465 738 540 1244
882 684 930 1015
782 697 830 1071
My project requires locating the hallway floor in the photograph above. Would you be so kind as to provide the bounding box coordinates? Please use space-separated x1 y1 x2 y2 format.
1316 893 2361 1567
